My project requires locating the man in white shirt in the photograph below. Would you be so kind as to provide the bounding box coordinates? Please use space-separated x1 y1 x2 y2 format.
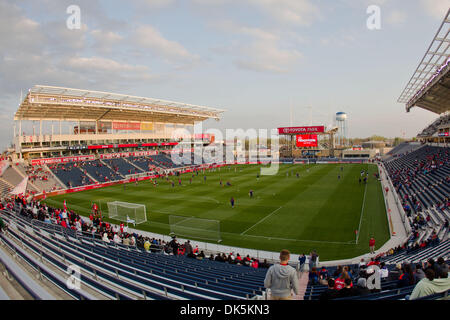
379 262 389 279
113 233 121 244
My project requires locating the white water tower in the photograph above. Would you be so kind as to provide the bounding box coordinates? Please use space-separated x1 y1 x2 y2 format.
335 112 348 146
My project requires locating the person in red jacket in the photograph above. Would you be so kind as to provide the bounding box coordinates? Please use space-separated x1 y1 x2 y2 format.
369 236 376 254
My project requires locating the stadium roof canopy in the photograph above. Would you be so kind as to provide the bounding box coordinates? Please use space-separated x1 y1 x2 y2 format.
397 9 450 114
14 85 225 124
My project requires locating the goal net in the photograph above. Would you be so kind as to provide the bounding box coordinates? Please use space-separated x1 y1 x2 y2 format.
107 201 147 225
169 215 221 242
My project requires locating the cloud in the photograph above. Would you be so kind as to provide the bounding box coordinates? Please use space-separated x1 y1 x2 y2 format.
90 29 124 53
0 1 157 98
133 0 175 8
191 0 320 26
420 0 450 20
133 25 201 65
209 19 303 73
386 10 407 25
246 0 320 26
234 41 303 73
213 20 279 41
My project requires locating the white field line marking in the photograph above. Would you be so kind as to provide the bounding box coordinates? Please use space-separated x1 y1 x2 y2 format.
356 167 368 244
240 206 283 235
223 231 356 245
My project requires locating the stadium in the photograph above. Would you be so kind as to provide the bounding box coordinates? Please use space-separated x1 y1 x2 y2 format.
0 2 449 305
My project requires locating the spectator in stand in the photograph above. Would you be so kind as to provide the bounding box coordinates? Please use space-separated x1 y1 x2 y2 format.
0 216 7 233
144 238 151 251
319 266 329 285
264 249 299 300
425 258 441 277
298 253 306 272
354 278 370 296
308 267 319 285
334 272 348 290
397 263 416 288
319 278 338 301
436 257 449 277
197 250 205 260
379 262 389 279
333 265 343 278
259 259 270 269
169 237 179 256
337 278 357 298
184 240 193 257
358 258 366 269
415 263 425 283
367 258 379 267
102 232 110 243
113 233 121 244
409 269 450 300
309 250 318 270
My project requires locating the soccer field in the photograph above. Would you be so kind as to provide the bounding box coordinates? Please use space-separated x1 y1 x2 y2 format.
43 163 390 261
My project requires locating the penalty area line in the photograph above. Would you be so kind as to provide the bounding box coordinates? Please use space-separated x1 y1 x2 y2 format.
240 206 282 235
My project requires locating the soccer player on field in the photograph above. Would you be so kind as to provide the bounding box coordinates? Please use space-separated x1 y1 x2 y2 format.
369 236 375 254
92 203 98 215
230 197 235 208
249 190 253 198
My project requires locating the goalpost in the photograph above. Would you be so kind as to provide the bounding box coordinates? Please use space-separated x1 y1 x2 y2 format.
169 215 221 242
107 201 147 226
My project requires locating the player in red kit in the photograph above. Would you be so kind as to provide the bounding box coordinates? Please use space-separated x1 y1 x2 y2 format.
369 236 375 254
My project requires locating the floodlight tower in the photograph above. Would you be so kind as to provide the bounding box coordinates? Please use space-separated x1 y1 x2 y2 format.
335 112 348 146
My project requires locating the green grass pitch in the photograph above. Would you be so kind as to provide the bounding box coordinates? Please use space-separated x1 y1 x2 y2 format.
43 163 390 261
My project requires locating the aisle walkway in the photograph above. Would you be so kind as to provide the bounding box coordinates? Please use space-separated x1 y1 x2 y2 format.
295 271 309 300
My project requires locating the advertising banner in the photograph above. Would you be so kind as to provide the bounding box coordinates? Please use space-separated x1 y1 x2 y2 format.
296 134 318 147
112 122 141 131
31 155 95 166
278 126 325 134
140 122 154 131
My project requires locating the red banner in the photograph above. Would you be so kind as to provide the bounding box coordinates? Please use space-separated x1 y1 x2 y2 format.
112 122 141 131
296 134 318 147
278 126 325 134
88 145 113 150
31 155 95 166
100 150 158 159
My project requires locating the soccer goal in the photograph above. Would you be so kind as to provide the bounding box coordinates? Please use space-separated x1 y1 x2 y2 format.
107 201 147 225
169 215 221 242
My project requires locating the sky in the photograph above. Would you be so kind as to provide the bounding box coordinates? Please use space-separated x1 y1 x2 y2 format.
0 0 449 150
